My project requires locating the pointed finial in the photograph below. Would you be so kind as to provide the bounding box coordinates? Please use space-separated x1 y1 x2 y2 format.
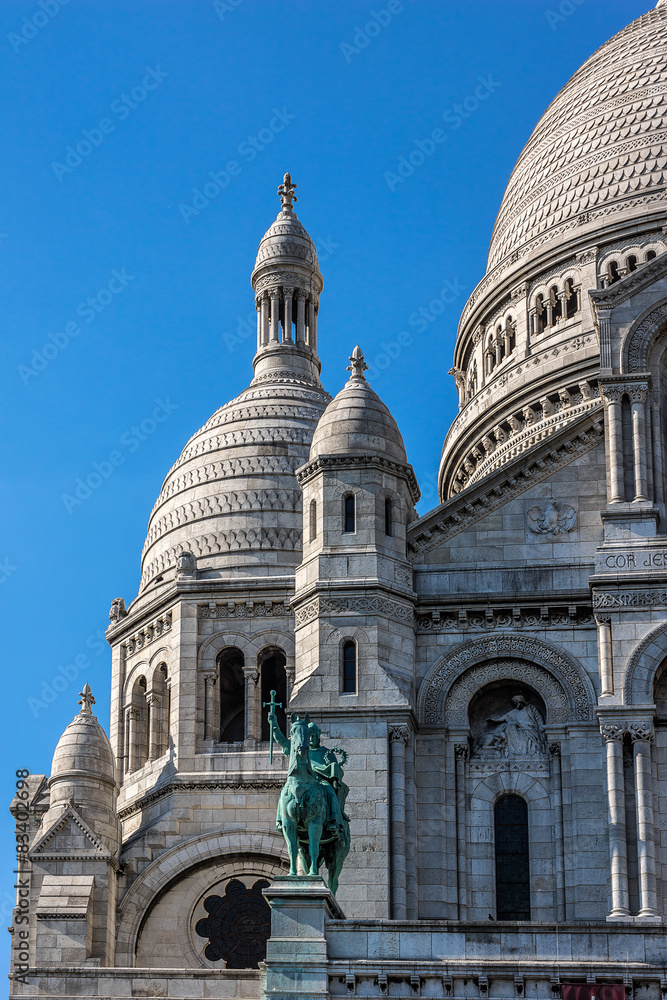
78 683 96 715
347 345 369 382
277 171 297 212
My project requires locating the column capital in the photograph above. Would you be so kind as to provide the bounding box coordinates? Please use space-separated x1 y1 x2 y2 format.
389 724 410 745
454 743 469 761
629 721 654 743
627 383 649 404
595 612 612 626
549 742 561 758
242 666 259 683
600 383 625 405
600 722 625 742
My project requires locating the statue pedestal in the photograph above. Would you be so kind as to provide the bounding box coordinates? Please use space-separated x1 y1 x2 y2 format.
261 876 344 1000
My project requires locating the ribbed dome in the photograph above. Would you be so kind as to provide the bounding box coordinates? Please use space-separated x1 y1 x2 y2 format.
486 3 667 274
50 691 115 788
310 351 408 465
254 211 319 271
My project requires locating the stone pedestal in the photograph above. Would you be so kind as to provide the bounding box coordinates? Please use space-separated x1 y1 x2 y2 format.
261 876 344 1000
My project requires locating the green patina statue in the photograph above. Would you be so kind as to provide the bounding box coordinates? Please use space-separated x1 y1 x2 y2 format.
268 706 350 895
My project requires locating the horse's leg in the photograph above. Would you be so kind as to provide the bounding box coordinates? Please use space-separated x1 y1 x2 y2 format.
283 817 299 875
307 821 323 876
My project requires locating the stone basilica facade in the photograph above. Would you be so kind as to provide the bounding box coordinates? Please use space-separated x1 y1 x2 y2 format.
10 4 667 998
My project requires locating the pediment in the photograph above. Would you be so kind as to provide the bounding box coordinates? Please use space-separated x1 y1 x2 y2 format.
408 404 603 560
29 802 111 862
589 248 667 310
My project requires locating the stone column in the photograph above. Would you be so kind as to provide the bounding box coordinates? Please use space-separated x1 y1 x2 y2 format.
307 298 316 351
243 665 260 744
454 743 468 920
256 298 262 352
596 614 614 697
601 385 625 503
630 722 660 919
651 401 665 506
494 335 502 367
283 289 293 342
146 693 161 760
628 383 649 502
269 290 280 343
126 708 139 774
389 725 410 919
203 673 217 743
285 654 295 703
600 723 630 918
260 291 270 346
549 743 566 921
295 290 306 343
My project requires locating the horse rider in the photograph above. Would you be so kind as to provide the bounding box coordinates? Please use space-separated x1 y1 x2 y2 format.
267 708 350 835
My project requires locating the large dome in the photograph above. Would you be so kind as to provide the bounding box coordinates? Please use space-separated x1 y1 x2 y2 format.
487 3 667 275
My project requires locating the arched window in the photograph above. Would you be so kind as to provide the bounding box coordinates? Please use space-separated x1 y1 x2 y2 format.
343 494 355 533
535 295 545 334
309 499 317 541
608 260 621 285
495 795 530 920
259 647 287 741
218 647 245 742
384 497 393 536
342 641 356 694
127 676 149 772
564 278 578 319
550 285 561 323
646 249 657 262
148 663 170 759
626 254 638 273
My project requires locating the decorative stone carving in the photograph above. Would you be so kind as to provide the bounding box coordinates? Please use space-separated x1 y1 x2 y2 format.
629 722 654 743
600 723 625 742
416 603 592 631
594 590 667 609
527 499 576 536
176 550 197 579
109 598 127 623
472 693 547 758
389 725 411 745
625 302 667 371
294 595 413 629
454 743 469 761
419 634 593 726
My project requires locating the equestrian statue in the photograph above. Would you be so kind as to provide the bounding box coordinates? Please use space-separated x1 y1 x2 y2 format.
267 703 350 895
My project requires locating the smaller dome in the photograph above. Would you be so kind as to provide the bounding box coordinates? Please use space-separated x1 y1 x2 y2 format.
253 173 319 272
50 685 115 787
309 347 408 465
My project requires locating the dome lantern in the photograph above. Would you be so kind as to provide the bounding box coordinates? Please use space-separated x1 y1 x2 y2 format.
250 172 323 383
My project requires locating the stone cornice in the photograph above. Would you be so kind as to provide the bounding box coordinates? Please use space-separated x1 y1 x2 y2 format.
117 775 285 820
296 454 421 504
409 409 604 560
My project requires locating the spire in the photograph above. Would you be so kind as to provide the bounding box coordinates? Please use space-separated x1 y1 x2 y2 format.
346 345 369 383
250 175 324 382
277 171 297 213
78 683 96 715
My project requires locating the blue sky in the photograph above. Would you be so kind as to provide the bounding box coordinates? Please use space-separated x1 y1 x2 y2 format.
0 0 650 981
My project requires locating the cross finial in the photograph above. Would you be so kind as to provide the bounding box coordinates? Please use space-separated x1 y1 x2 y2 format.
277 172 297 212
78 683 96 715
347 345 369 382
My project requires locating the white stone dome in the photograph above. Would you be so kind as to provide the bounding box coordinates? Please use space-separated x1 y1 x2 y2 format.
50 692 115 788
486 3 667 276
310 351 408 465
